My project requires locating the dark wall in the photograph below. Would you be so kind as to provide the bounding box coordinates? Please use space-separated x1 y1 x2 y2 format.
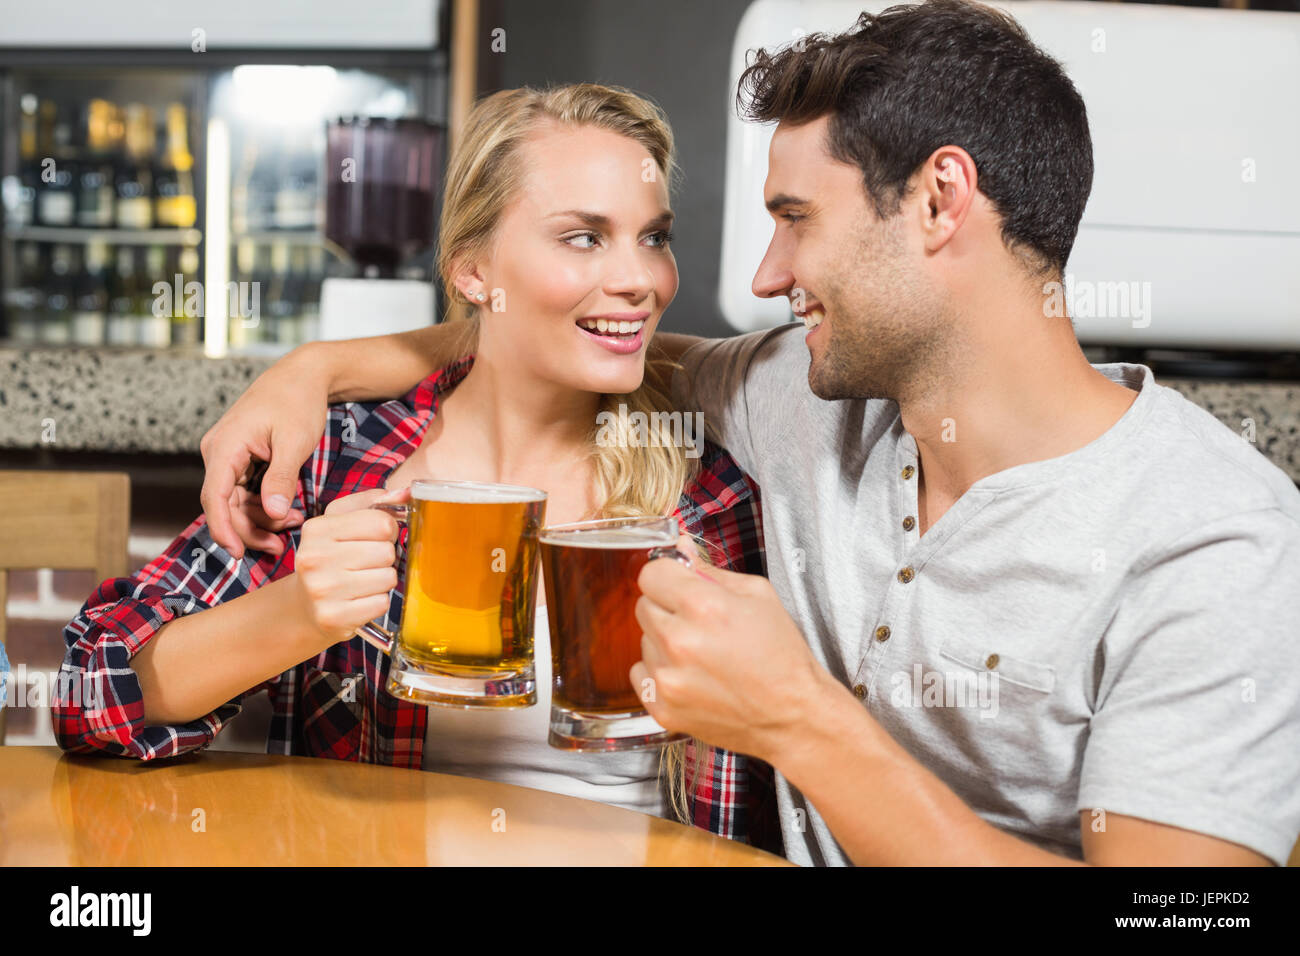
480 0 756 339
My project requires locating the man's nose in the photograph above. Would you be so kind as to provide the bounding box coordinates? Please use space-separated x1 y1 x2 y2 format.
752 235 794 300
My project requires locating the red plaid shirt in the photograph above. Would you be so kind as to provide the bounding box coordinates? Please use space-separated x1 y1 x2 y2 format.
55 356 781 853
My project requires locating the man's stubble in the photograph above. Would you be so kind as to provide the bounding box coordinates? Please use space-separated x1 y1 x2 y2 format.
809 211 956 405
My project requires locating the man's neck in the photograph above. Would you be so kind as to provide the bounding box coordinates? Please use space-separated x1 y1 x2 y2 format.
901 309 1138 535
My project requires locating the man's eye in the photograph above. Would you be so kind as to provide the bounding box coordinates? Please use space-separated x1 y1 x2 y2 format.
782 212 804 225
565 232 600 249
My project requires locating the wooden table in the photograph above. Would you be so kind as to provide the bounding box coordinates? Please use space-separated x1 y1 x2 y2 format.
0 746 790 866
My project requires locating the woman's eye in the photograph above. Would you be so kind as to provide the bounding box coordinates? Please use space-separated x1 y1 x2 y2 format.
645 230 675 247
565 232 600 249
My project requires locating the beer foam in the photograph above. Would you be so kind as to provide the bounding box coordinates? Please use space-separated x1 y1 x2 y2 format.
410 480 546 504
540 527 676 548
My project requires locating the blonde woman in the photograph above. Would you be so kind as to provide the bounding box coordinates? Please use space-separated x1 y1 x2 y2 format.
56 85 778 853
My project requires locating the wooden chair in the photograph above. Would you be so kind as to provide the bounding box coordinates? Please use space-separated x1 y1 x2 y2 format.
0 471 130 745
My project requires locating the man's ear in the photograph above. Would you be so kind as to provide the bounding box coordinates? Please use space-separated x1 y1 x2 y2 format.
916 145 977 255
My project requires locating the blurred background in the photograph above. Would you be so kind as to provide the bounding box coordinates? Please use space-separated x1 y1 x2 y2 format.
1 0 1296 749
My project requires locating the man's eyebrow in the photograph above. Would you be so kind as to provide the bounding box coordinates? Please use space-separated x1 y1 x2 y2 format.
765 193 809 213
545 210 675 229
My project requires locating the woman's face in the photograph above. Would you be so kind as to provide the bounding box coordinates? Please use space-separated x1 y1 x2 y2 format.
462 122 678 396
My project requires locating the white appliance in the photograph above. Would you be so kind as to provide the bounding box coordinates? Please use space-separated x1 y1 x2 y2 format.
319 278 436 341
719 0 1300 350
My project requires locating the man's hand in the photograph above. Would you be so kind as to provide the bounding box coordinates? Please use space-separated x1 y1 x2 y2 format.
631 533 831 760
199 348 326 559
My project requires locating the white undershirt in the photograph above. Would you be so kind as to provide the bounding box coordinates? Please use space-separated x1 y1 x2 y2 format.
420 604 669 818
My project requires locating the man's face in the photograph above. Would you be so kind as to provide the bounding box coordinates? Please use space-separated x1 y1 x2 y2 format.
752 115 948 402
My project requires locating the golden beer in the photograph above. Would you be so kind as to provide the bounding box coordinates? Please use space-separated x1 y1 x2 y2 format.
355 480 546 708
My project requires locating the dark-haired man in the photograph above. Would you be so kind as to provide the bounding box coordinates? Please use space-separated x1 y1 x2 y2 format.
200 0 1300 865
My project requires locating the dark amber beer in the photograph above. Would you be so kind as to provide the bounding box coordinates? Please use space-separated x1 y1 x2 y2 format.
540 516 691 750
355 479 546 708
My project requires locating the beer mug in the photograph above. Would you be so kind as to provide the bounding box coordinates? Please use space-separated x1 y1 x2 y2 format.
539 516 692 751
355 479 547 708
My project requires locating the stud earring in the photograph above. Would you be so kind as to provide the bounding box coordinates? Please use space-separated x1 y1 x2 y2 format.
475 291 487 302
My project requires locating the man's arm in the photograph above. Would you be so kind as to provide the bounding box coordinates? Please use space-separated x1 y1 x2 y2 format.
633 541 1281 866
316 325 472 402
318 326 702 401
200 323 467 555
201 325 706 555
776 674 1271 865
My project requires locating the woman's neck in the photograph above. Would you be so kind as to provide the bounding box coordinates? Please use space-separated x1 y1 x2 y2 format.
422 344 602 485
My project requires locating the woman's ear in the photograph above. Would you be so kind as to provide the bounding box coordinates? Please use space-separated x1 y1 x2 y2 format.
450 259 489 305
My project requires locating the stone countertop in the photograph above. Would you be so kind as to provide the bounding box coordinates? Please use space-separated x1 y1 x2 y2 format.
0 346 276 455
1160 378 1300 485
1 346 1298 485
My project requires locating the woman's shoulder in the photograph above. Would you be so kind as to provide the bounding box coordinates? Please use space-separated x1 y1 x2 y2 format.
680 439 759 515
309 355 476 508
327 355 475 440
677 440 764 573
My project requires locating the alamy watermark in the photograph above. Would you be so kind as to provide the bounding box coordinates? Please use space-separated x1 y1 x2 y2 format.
595 403 705 459
1 665 104 711
889 663 1000 719
152 275 261 326
1043 274 1152 329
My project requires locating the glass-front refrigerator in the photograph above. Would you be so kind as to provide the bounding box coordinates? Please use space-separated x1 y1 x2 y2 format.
0 0 447 356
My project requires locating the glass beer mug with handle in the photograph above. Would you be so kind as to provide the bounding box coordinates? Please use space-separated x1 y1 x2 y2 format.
353 479 547 708
540 515 693 751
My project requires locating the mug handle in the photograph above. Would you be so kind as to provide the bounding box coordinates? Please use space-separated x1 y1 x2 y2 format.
352 501 409 657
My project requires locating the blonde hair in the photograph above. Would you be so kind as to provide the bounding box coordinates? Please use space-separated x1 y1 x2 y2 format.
436 84 713 826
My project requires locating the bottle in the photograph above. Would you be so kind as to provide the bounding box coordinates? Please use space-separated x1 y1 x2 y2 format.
43 244 76 343
172 246 201 347
36 102 77 227
299 244 324 342
266 241 295 344
7 241 45 342
9 94 40 227
140 244 170 347
274 153 318 230
154 103 196 229
114 104 155 229
228 238 258 348
106 244 138 345
246 152 279 233
72 240 109 346
76 100 118 228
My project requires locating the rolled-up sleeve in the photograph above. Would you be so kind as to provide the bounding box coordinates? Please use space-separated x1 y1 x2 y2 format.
55 506 301 760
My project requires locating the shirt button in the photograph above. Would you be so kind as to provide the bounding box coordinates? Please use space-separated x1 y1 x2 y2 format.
902 515 915 531
985 654 999 670
901 465 915 480
875 625 891 642
852 683 867 699
897 567 915 583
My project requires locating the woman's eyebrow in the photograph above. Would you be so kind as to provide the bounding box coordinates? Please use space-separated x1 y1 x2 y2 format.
545 210 675 230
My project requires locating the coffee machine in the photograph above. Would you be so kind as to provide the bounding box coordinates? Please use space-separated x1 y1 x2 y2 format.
319 117 443 340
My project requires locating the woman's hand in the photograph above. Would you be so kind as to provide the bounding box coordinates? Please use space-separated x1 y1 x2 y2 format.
290 486 410 646
199 346 328 559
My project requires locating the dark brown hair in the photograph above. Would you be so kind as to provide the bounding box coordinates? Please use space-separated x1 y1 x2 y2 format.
737 0 1093 276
